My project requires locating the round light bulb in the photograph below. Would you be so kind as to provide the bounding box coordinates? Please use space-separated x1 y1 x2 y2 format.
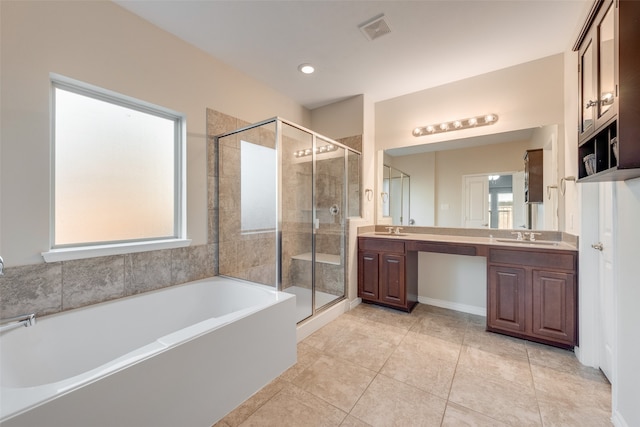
468 118 478 126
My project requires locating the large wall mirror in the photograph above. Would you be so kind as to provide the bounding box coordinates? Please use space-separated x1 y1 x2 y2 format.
378 124 561 231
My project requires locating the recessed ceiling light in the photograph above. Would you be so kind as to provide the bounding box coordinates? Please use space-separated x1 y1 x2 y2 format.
298 63 315 74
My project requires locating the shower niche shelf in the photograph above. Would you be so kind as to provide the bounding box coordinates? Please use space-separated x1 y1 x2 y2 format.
290 252 341 265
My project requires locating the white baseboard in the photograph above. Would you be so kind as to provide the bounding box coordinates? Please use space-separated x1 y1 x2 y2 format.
417 296 486 317
349 297 362 310
612 410 628 427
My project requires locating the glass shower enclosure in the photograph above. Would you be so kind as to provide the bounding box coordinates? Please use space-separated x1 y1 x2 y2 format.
216 118 360 323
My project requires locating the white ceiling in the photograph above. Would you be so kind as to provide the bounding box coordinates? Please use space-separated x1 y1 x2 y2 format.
115 0 591 110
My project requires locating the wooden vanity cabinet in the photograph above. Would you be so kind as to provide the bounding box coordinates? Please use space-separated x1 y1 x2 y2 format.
487 247 577 348
358 237 417 312
575 0 640 181
488 265 527 334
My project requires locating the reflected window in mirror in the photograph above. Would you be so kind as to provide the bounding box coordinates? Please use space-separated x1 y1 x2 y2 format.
488 175 514 229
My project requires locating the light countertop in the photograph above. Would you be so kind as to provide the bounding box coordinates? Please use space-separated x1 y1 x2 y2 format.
358 231 578 251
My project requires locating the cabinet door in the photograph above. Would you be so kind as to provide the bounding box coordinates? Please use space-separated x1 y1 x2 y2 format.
488 266 526 333
532 270 576 345
379 253 405 306
578 33 597 141
358 251 379 300
596 0 616 128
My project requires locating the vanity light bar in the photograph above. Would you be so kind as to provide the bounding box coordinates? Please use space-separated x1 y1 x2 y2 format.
412 114 498 137
293 143 338 158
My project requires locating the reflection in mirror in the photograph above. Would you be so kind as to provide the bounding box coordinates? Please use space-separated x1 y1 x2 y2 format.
381 125 560 231
382 165 411 225
598 3 614 118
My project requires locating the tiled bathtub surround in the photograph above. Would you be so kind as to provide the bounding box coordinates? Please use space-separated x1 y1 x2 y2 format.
0 244 215 319
2 109 361 323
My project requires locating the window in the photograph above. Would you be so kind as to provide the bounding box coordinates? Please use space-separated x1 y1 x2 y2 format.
240 140 276 232
44 75 187 261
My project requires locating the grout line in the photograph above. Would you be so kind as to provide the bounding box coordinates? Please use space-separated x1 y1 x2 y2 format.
525 343 546 426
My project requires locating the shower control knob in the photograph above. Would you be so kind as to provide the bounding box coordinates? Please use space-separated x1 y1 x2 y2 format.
329 204 340 216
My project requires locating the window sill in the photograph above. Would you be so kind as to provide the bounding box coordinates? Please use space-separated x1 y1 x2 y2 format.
41 239 192 263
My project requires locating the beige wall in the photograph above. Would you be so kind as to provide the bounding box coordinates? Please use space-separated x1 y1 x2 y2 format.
375 54 565 153
310 95 364 141
0 1 309 266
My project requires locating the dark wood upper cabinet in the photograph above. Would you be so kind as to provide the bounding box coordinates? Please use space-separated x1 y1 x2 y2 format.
575 0 640 181
524 149 543 204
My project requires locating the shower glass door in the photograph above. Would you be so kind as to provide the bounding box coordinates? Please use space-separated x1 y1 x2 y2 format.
314 137 345 312
280 123 314 322
216 117 358 324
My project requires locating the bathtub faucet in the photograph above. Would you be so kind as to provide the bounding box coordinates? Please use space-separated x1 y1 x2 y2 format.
0 313 37 333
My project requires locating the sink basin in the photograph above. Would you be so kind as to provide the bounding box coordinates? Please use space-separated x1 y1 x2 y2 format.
495 239 559 246
374 232 409 237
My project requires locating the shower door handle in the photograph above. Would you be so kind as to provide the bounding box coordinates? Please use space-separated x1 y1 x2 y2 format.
314 218 320 230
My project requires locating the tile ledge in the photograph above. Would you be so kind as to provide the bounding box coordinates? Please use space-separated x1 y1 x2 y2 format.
41 239 192 263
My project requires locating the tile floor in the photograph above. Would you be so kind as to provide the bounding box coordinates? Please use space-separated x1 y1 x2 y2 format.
214 303 612 427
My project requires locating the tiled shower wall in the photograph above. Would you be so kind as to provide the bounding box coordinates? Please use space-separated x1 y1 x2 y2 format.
209 109 362 294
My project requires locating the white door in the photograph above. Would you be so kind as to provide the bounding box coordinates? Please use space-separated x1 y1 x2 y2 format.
596 182 615 382
463 175 489 228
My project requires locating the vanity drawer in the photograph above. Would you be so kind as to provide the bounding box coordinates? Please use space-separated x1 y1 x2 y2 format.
359 237 405 254
406 241 476 256
489 248 576 271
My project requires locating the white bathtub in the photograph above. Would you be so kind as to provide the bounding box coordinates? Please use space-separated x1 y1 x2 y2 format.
0 276 297 427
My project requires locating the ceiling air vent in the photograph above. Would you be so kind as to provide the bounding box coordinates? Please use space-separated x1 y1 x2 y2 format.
359 14 391 41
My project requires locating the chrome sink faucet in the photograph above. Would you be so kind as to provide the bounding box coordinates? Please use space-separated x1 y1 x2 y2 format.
528 232 541 242
511 231 524 241
394 227 403 235
0 255 4 276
